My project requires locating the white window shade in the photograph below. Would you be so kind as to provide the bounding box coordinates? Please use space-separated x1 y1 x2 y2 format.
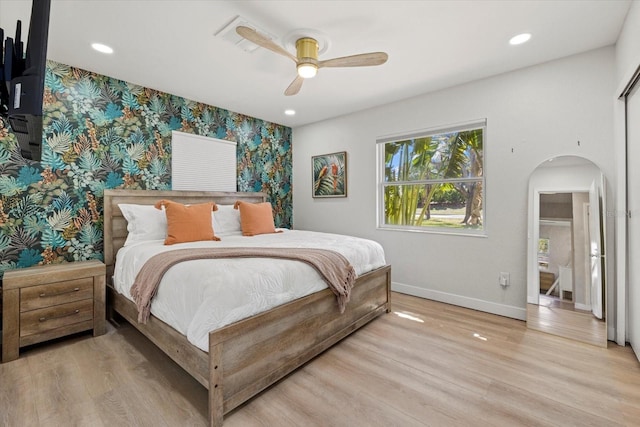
171 131 237 191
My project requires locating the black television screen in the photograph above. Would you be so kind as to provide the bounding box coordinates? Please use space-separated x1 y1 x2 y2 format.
1 0 51 161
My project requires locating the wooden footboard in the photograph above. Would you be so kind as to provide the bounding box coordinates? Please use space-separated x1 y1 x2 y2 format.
109 286 210 386
108 264 390 426
208 264 391 426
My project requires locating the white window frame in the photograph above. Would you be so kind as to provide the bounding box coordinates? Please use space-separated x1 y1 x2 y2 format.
376 119 487 236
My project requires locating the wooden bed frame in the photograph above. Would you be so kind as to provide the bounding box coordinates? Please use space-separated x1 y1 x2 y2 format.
103 189 391 426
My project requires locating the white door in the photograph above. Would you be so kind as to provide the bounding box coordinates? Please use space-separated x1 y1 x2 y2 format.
628 80 640 359
588 180 604 319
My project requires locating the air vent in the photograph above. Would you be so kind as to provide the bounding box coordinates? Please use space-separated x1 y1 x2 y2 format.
216 16 275 53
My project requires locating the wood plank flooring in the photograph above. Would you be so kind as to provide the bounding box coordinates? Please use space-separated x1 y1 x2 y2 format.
527 301 608 347
1 292 639 426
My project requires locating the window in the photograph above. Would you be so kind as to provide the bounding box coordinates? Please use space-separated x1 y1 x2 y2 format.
377 120 485 234
171 131 237 192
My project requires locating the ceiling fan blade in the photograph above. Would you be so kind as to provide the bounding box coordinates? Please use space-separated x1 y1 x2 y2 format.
284 75 304 96
236 26 297 63
318 52 388 68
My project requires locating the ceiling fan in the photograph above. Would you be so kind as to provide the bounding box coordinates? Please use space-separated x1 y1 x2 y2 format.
235 26 388 96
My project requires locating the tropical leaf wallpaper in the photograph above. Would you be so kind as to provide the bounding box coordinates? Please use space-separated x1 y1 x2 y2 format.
0 61 292 277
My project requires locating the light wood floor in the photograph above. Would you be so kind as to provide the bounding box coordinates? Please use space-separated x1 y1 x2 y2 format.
527 297 608 347
2 292 639 426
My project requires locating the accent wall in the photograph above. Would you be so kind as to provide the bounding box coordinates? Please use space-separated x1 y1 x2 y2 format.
0 61 292 276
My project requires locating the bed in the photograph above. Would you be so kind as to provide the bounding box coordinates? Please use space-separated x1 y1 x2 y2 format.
103 189 391 426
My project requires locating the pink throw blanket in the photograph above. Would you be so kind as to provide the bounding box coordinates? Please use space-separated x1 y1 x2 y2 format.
130 247 357 323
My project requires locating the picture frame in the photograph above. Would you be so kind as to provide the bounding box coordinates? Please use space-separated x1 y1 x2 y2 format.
538 238 550 268
538 238 550 254
312 151 347 198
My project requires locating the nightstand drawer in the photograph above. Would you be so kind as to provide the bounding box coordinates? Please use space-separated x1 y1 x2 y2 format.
20 278 94 312
19 299 94 337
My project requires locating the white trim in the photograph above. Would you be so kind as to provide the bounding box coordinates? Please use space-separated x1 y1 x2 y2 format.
618 64 640 98
614 96 627 346
376 118 487 144
539 219 571 227
376 225 488 238
575 302 592 311
171 130 237 146
583 202 592 309
528 185 591 307
613 58 639 346
376 142 384 229
392 281 526 321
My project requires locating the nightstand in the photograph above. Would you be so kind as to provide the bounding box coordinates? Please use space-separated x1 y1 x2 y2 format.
2 260 106 362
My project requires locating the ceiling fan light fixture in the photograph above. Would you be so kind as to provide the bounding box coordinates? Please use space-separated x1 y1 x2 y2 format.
296 37 319 78
297 62 318 78
234 26 387 95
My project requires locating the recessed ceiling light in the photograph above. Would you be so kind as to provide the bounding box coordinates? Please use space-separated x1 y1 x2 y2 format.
284 109 296 116
91 43 113 54
509 33 531 46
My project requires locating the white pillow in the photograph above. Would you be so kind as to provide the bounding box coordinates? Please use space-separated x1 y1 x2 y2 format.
213 205 242 235
118 204 167 246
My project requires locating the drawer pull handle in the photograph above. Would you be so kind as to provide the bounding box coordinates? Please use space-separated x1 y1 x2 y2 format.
39 309 80 322
39 287 81 298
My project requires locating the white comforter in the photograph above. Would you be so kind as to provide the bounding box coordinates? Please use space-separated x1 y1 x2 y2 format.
113 229 386 352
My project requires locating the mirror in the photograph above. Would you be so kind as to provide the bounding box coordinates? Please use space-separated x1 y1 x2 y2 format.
527 155 607 347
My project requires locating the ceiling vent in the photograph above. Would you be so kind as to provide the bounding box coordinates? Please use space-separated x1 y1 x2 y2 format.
216 16 276 53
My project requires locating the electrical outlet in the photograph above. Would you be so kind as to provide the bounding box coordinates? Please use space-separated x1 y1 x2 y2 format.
499 272 510 287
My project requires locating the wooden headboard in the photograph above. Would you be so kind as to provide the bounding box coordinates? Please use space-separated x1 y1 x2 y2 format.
103 189 267 276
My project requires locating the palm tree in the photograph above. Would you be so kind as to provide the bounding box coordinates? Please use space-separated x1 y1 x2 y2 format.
454 129 483 226
384 136 438 225
384 128 483 228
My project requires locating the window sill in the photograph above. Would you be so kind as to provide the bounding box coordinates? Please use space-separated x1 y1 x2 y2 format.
376 225 487 238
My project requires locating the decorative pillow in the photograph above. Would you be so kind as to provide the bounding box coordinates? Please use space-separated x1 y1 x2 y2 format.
154 200 220 245
212 205 242 235
118 204 167 246
234 201 277 236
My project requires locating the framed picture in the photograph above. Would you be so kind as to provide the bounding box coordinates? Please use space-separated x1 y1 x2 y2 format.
312 151 347 198
538 238 550 254
538 238 550 268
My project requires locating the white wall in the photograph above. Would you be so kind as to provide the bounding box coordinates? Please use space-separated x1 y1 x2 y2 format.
615 0 640 84
293 47 615 321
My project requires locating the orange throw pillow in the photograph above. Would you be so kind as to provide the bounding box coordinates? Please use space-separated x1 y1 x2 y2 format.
234 201 277 236
154 200 220 245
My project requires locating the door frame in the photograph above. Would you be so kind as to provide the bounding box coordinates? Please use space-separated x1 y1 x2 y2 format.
528 186 593 305
613 61 640 346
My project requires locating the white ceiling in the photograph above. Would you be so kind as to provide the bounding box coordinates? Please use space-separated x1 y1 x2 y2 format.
0 0 632 128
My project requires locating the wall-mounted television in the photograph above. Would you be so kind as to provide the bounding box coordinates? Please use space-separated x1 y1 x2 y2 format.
0 0 51 161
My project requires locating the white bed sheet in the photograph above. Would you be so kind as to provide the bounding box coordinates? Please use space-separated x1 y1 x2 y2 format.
113 229 386 352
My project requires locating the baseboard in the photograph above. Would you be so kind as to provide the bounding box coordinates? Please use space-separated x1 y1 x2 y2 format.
575 302 592 311
392 282 527 321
